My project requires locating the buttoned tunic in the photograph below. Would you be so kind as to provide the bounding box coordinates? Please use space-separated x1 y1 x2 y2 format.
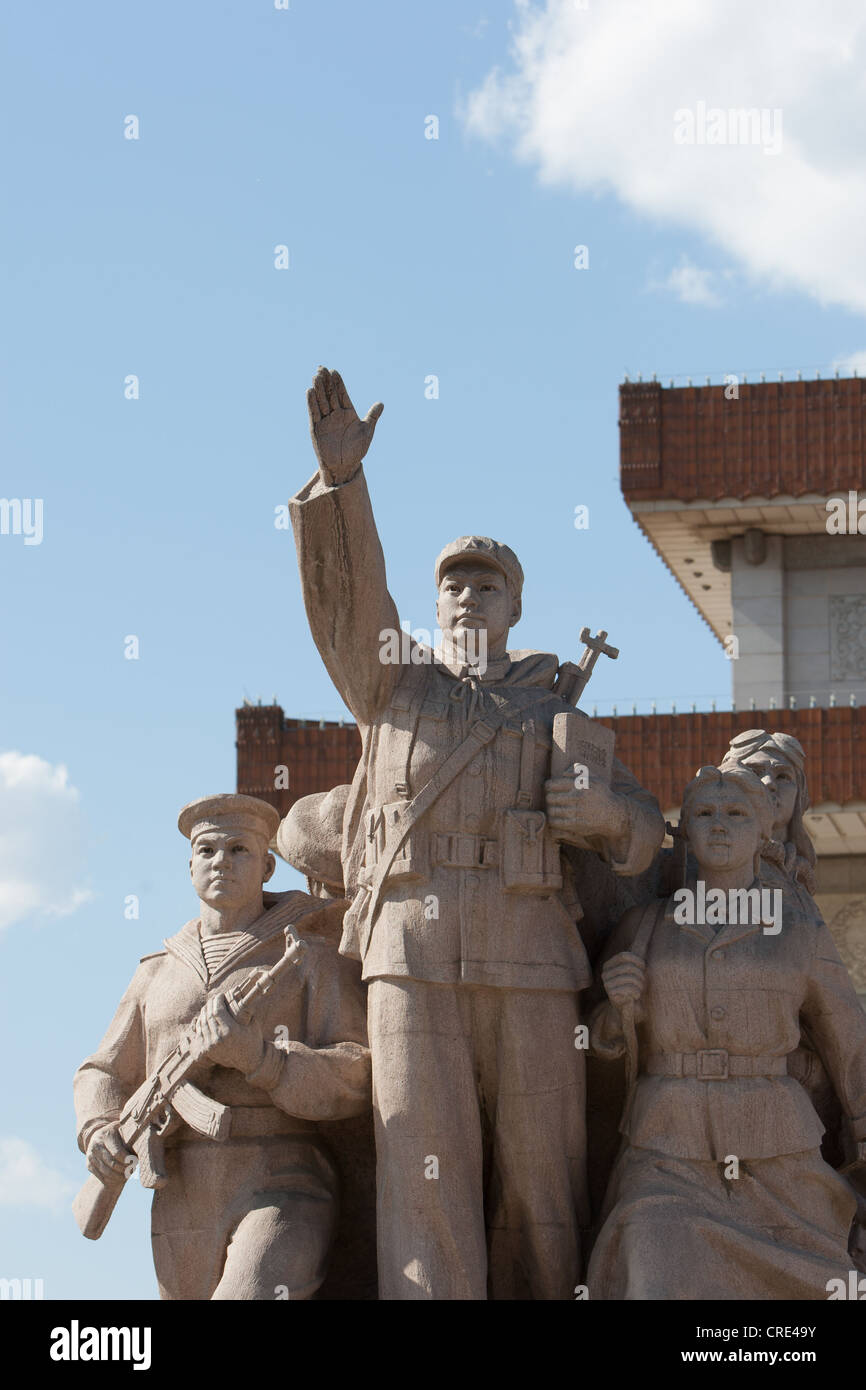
290 465 665 989
588 887 866 1299
591 885 866 1161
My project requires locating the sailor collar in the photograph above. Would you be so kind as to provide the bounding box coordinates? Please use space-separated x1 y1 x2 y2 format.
163 890 311 987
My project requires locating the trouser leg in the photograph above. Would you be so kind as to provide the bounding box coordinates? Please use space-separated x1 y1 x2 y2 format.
213 1192 336 1300
368 976 487 1300
151 1144 229 1301
151 1137 338 1301
479 988 586 1300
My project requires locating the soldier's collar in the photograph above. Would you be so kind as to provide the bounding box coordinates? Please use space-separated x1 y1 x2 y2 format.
663 875 767 946
437 654 512 683
431 648 558 690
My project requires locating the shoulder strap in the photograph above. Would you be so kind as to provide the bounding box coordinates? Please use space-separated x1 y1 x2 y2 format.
365 689 526 926
631 896 666 962
516 718 536 809
391 663 429 798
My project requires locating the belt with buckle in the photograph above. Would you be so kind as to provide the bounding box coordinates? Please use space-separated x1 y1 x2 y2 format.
644 1050 788 1080
431 832 499 869
168 1106 314 1144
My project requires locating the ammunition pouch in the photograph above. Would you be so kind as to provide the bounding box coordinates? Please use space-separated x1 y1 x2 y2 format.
360 800 427 886
359 803 563 896
500 809 563 894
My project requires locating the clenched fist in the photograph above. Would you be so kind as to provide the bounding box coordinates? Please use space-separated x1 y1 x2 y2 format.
601 951 647 1020
86 1122 135 1183
544 777 629 852
192 992 266 1076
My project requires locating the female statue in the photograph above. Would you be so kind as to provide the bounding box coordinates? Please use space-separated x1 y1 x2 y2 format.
588 765 866 1299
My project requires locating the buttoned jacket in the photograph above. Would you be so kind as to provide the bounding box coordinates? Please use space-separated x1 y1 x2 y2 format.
290 465 665 991
590 885 866 1160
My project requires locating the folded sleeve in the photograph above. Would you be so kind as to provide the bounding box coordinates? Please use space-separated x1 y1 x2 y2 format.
73 964 151 1153
289 466 403 725
267 943 371 1122
606 758 666 877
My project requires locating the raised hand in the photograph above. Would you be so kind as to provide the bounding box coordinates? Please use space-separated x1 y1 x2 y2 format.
307 366 384 487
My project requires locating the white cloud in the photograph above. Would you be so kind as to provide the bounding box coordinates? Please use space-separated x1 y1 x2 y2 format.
832 349 866 375
651 259 722 308
0 752 92 931
463 0 866 314
0 1137 76 1211
465 16 491 39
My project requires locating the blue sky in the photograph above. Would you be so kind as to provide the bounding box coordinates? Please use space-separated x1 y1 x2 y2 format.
3 0 866 1298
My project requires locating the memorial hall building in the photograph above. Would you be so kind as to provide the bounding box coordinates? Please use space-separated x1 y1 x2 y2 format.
237 374 866 1003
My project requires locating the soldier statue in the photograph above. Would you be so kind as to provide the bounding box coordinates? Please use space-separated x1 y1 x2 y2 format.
289 366 665 1299
588 765 866 1299
73 793 370 1299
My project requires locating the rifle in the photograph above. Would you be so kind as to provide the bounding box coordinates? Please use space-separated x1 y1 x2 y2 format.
619 899 664 1129
552 627 619 707
73 925 306 1240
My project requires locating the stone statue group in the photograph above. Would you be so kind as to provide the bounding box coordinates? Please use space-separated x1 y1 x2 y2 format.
74 369 866 1300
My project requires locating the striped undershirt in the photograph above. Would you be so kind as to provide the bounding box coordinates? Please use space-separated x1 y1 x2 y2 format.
200 930 247 977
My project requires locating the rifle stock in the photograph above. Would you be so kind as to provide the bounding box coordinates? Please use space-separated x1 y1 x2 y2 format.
73 1171 126 1241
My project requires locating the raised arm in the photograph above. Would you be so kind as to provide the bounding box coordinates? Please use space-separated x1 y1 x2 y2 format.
289 367 401 725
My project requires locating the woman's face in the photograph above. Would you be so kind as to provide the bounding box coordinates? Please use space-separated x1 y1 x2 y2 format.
685 783 764 876
742 751 798 839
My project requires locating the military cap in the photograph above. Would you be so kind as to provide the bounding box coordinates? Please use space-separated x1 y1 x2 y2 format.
434 536 524 597
724 728 806 775
178 793 280 845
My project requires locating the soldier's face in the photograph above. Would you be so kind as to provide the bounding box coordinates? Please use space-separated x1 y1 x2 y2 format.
190 831 275 908
685 785 763 876
436 564 518 660
741 751 798 839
